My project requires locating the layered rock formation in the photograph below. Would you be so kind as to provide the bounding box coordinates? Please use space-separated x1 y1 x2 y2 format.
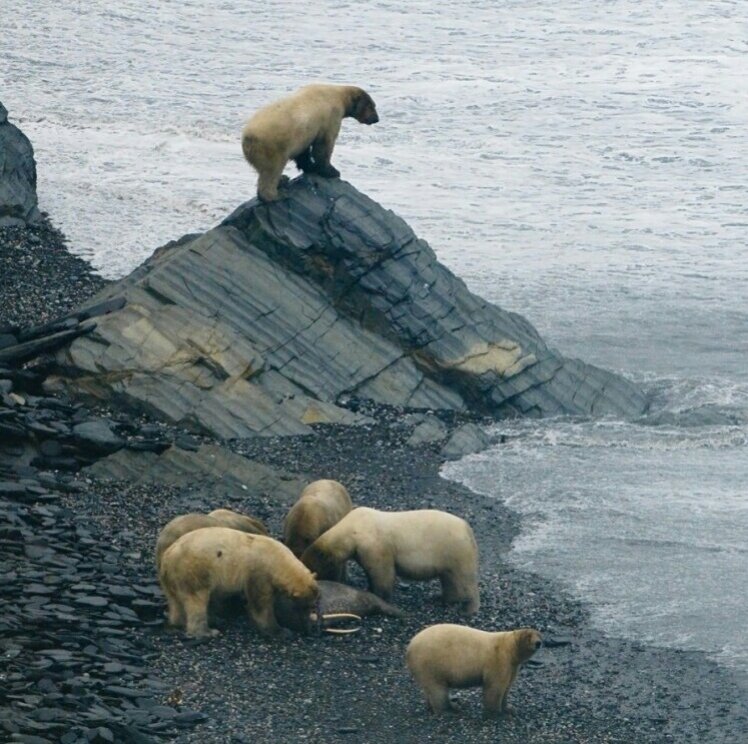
0 101 41 227
52 175 647 437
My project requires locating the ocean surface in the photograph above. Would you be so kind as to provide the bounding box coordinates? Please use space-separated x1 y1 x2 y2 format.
4 1 747 673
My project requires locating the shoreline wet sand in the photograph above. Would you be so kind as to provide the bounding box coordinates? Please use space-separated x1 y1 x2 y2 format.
2 224 747 742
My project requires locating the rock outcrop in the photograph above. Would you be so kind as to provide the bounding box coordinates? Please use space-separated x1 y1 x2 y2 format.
87 442 306 506
0 101 41 227
52 175 647 437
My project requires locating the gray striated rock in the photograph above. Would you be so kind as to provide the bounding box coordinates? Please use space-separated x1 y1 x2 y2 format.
72 419 124 454
86 443 305 506
55 175 647 437
441 423 492 461
0 101 41 227
406 415 449 447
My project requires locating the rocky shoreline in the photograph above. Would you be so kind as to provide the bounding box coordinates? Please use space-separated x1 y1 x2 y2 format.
2 222 748 743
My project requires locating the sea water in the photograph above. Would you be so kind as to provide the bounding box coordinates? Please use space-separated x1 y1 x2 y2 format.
3 0 747 673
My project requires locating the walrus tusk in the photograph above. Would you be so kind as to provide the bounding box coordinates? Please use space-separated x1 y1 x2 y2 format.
319 612 362 635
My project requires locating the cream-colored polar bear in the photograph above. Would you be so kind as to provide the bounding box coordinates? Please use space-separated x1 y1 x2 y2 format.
301 507 479 613
154 508 268 569
406 624 542 717
283 479 353 558
159 527 318 638
241 84 379 201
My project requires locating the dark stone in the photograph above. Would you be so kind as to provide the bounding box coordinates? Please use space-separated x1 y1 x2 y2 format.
17 317 79 344
66 296 126 323
174 434 200 451
108 724 156 744
0 482 26 496
72 420 123 454
174 710 207 725
102 686 149 699
107 586 137 600
74 596 108 608
0 101 41 227
0 325 96 366
31 707 63 722
0 422 25 440
32 457 79 472
39 440 63 458
0 334 17 350
544 634 573 648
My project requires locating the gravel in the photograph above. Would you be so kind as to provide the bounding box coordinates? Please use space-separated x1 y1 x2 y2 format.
0 219 108 328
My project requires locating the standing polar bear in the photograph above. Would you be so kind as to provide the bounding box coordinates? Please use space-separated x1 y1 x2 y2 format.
300 507 480 613
159 527 319 638
154 508 268 569
241 84 379 201
283 479 353 558
406 624 543 717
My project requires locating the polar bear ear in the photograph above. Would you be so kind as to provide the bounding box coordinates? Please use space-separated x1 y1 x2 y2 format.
310 572 318 579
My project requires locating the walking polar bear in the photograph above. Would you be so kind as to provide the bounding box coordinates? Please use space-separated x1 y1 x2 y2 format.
283 479 353 558
406 624 543 717
300 507 480 613
241 83 379 201
154 508 268 569
159 527 318 638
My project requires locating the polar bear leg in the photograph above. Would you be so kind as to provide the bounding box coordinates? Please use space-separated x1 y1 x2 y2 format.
184 590 216 638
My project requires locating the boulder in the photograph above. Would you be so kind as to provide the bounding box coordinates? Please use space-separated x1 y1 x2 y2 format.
86 443 306 506
406 415 449 447
72 419 124 454
441 423 492 461
0 101 41 227
54 176 647 437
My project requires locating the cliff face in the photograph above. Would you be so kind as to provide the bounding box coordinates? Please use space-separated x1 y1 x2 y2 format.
53 175 647 437
0 101 41 227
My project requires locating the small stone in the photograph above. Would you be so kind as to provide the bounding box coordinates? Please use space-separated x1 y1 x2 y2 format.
39 440 63 458
174 434 200 451
72 420 123 454
74 596 108 608
0 482 26 496
174 710 207 725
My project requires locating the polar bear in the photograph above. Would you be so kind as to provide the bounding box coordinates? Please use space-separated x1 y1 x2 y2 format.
241 84 378 201
283 479 353 558
301 507 479 613
159 527 318 638
406 624 542 717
